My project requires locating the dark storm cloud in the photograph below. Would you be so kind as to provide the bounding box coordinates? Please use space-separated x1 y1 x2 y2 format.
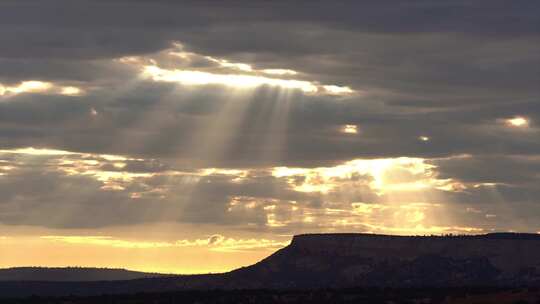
1 1 540 232
0 58 136 84
432 156 540 185
3 0 538 59
1 0 539 102
1 1 539 95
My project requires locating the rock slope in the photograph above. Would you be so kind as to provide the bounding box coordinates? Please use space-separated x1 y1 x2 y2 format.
226 233 540 288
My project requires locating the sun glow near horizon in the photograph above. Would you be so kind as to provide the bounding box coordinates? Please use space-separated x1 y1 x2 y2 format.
0 233 286 275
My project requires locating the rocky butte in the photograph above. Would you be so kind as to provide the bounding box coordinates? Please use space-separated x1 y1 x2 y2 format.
215 233 540 289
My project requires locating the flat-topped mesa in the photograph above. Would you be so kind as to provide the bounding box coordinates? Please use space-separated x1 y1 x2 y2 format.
288 233 540 273
291 232 540 244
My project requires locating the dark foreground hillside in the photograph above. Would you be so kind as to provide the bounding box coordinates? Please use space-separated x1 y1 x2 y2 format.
3 287 540 304
2 233 540 298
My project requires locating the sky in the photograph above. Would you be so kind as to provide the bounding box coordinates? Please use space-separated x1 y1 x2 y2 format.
1 0 540 274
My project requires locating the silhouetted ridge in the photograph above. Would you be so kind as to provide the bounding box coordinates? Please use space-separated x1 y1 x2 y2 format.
483 232 540 240
291 232 540 242
240 233 540 289
2 233 540 298
0 267 167 282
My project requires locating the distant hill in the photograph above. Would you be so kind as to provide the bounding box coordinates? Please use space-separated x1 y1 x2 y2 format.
0 267 168 282
2 233 540 298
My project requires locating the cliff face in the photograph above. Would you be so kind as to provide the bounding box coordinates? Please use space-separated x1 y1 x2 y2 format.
226 233 540 289
289 233 540 274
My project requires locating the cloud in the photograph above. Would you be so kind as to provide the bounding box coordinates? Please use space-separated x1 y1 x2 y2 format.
40 234 288 252
3 147 539 234
1 1 540 236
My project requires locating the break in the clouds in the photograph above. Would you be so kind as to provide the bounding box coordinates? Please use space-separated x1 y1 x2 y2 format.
1 0 540 273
